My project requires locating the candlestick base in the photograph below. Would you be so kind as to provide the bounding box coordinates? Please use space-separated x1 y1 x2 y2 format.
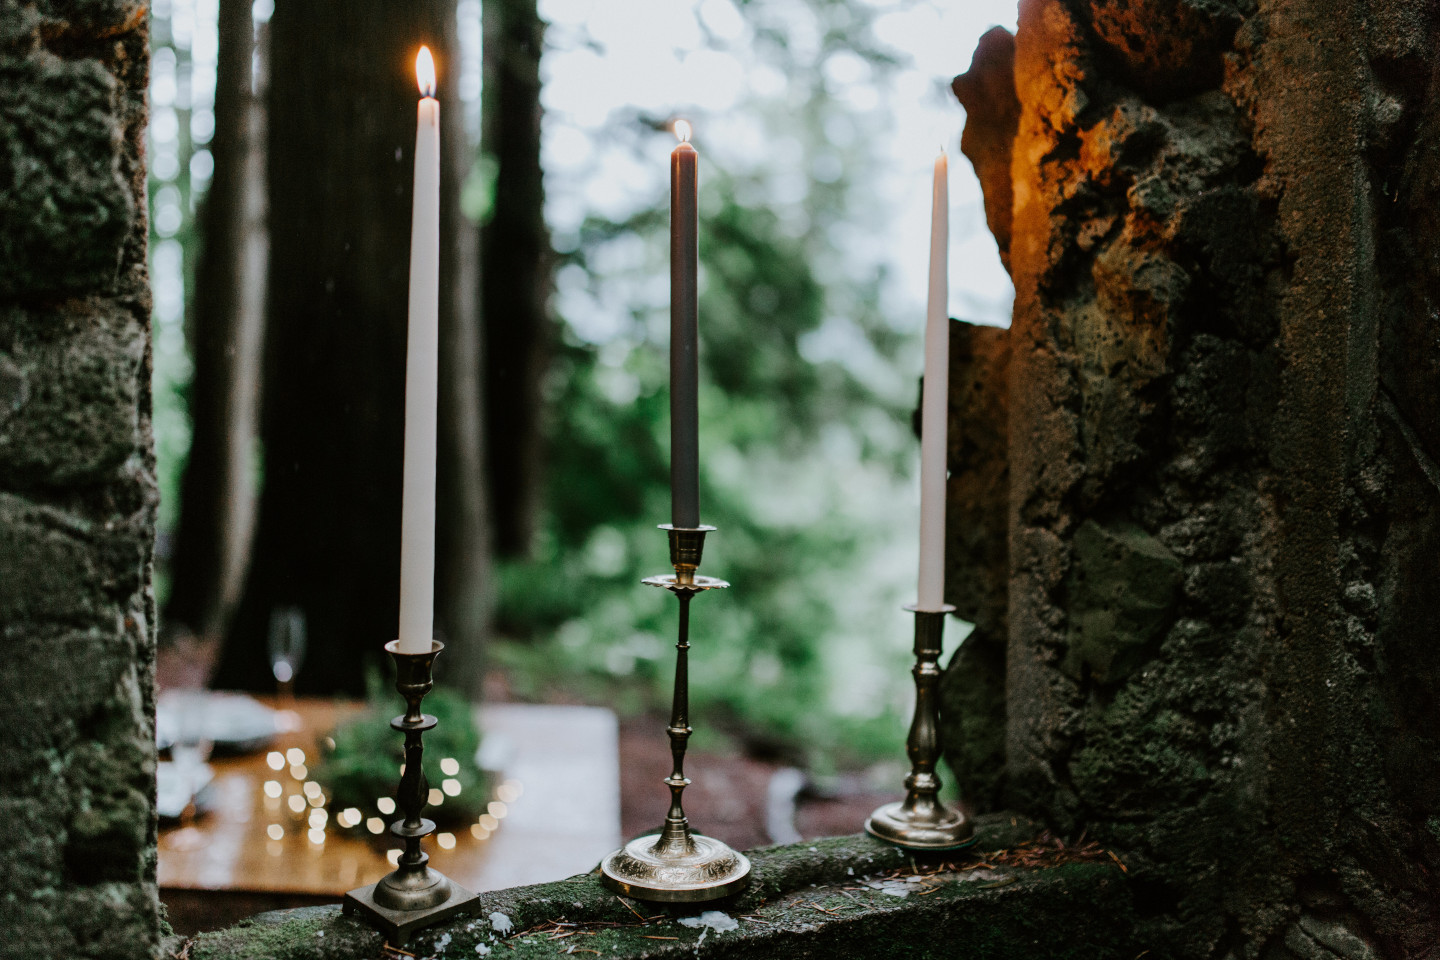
865 604 977 853
600 831 751 903
864 799 975 852
343 876 479 945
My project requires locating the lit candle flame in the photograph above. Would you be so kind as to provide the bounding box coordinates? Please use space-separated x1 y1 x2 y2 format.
674 119 692 144
416 46 436 98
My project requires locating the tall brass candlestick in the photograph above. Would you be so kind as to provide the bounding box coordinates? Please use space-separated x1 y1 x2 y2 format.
599 525 750 902
344 641 479 943
865 605 975 851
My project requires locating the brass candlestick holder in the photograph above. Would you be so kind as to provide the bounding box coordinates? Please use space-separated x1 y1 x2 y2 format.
344 640 479 943
865 604 975 851
599 525 751 902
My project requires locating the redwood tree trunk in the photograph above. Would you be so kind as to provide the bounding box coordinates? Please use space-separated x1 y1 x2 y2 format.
164 0 265 646
481 0 550 559
214 0 486 696
435 3 492 698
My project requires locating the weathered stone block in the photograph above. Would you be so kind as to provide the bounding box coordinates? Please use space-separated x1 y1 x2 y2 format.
34 0 146 34
938 320 1010 812
943 321 1010 633
952 28 1020 271
1062 520 1181 684
0 49 131 298
54 881 159 960
976 0 1440 951
0 492 144 629
0 302 146 486
0 3 156 958
939 624 1006 811
0 627 130 779
0 796 66 891
1087 0 1243 102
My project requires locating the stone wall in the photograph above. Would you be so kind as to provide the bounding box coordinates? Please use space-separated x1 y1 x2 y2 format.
942 0 1440 955
0 3 158 960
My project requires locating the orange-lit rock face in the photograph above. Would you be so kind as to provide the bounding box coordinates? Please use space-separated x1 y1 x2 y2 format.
1088 0 1243 103
1005 0 1270 506
946 0 1440 954
953 28 1021 270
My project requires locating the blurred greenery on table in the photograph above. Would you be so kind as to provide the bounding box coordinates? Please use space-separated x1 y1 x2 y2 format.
314 682 490 828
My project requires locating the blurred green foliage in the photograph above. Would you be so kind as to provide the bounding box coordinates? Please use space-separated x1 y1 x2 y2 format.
492 0 925 772
147 0 936 773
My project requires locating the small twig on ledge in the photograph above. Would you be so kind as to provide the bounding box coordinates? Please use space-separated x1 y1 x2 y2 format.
616 896 647 922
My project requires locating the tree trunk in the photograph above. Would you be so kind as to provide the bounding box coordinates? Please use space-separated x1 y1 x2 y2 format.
481 0 550 559
435 3 492 699
164 0 266 647
214 0 486 696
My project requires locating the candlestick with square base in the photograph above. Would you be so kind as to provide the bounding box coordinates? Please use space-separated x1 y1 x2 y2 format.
599 525 751 902
344 640 479 943
865 604 976 851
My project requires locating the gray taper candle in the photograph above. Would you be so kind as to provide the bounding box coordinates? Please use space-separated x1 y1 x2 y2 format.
670 122 700 528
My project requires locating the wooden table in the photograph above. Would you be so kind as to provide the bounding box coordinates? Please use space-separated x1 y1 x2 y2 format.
159 697 620 928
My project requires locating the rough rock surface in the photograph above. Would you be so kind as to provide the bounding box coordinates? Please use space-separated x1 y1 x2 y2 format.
937 320 1010 812
941 0 1440 955
185 823 1134 960
952 28 1021 271
0 3 158 960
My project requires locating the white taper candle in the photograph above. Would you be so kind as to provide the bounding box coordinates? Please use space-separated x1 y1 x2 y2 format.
397 47 440 653
916 151 950 612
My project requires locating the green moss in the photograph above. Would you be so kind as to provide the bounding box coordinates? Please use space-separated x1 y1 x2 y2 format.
0 303 146 487
1070 682 1213 808
1063 520 1182 684
0 51 133 298
192 908 379 960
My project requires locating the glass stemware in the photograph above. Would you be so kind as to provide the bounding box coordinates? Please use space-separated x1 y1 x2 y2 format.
268 606 307 700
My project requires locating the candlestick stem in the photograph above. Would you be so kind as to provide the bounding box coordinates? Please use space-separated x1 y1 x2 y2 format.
599 525 750 902
865 605 975 851
654 591 696 856
344 641 478 943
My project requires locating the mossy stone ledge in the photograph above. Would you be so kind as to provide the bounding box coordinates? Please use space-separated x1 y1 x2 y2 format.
185 816 1135 960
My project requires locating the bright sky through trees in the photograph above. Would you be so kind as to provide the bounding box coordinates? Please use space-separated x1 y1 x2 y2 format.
537 0 1019 335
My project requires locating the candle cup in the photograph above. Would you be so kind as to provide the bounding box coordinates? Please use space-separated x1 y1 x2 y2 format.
343 640 479 943
598 525 751 902
865 605 976 851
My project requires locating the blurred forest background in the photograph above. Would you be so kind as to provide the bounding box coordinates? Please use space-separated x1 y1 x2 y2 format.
149 0 1015 773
